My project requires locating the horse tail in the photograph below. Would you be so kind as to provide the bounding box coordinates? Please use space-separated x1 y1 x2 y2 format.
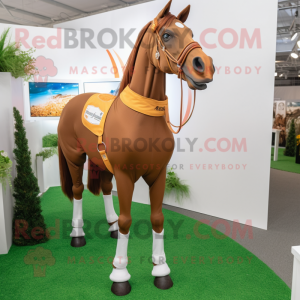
58 143 73 200
87 158 101 196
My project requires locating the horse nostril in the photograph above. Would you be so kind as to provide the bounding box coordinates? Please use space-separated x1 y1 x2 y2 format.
193 57 205 73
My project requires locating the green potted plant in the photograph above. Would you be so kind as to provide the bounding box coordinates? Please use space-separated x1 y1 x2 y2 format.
36 133 58 193
36 147 58 162
296 135 300 164
165 168 190 202
284 119 296 157
42 133 58 148
0 28 37 81
37 133 58 162
0 150 13 192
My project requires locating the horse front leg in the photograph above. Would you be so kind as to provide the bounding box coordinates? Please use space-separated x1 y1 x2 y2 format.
109 170 134 296
144 167 173 290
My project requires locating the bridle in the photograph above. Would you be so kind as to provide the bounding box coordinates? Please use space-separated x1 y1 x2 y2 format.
151 17 202 134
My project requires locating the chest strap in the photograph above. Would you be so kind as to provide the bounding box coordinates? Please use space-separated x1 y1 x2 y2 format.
82 93 116 174
97 136 114 174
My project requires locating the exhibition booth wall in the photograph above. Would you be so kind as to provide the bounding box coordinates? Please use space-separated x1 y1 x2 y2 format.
0 0 278 230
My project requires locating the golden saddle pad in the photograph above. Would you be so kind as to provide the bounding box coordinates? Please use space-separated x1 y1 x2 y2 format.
82 93 116 142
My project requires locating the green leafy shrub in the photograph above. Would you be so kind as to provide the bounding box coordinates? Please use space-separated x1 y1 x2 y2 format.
0 150 12 191
0 28 37 81
42 133 58 147
165 168 190 202
284 119 296 157
36 147 58 161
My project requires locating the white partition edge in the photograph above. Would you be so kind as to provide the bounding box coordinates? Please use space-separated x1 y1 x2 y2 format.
36 156 45 193
0 184 9 254
292 246 300 300
0 73 17 255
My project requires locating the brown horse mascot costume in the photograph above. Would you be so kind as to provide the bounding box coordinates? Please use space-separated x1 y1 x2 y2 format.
58 0 214 296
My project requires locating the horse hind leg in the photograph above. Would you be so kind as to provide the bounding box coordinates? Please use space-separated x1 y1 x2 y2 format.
100 171 119 239
67 160 86 247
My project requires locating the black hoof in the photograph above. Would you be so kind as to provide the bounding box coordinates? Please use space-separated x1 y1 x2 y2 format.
154 275 173 290
111 281 131 296
110 230 118 239
71 236 86 247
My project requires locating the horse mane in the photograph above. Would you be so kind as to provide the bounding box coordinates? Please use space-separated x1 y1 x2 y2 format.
117 12 177 96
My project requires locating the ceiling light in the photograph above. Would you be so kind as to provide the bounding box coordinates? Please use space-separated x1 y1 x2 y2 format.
297 40 300 48
291 52 299 59
291 32 298 41
298 75 300 77
283 37 289 43
279 74 284 77
275 72 278 76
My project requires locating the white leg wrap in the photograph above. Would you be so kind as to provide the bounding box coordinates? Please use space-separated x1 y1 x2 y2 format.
70 199 85 237
110 231 131 282
103 194 118 224
152 229 166 265
152 263 171 277
113 231 130 269
109 221 119 232
70 227 85 237
152 229 170 277
110 268 131 282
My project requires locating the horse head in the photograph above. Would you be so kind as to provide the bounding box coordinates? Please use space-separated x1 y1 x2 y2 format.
148 0 215 90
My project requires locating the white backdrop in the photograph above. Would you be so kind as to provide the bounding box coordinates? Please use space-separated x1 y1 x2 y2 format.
0 0 278 230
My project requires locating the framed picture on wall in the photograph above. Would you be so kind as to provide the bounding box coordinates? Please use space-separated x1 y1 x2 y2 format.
25 81 81 119
83 80 120 95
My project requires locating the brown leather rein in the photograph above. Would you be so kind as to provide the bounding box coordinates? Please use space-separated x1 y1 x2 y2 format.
151 19 202 134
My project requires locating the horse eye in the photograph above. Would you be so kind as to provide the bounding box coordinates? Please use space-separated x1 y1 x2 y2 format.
163 33 171 40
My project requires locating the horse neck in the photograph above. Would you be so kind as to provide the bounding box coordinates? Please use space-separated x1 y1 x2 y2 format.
129 45 166 101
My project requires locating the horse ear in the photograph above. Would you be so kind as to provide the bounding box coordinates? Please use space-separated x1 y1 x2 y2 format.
177 5 190 23
157 0 172 19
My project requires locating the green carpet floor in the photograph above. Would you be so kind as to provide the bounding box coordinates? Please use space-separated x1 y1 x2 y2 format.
0 187 291 299
271 148 300 174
